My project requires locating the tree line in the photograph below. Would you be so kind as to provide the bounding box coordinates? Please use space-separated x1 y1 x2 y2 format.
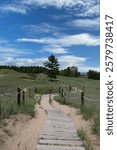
0 65 47 73
87 70 100 80
0 55 100 80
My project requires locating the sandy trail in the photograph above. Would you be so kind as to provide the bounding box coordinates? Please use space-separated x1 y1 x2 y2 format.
41 94 52 110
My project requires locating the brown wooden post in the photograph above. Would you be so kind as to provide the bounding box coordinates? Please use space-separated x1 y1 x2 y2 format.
63 93 66 104
81 90 84 105
61 89 64 98
17 88 21 106
22 90 25 104
59 87 61 95
69 84 72 92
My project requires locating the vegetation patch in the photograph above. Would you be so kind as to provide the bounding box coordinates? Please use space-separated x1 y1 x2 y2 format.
0 69 17 74
78 129 93 150
92 114 100 136
0 96 36 120
36 86 58 94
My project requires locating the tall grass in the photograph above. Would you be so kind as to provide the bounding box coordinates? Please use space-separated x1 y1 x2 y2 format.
77 129 93 150
0 89 36 120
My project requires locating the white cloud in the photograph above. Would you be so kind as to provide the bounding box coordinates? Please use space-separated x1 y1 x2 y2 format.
79 66 100 72
23 23 63 35
0 0 99 17
17 38 44 43
82 4 100 17
42 46 68 54
68 18 100 29
17 33 100 47
58 55 87 69
0 4 27 14
23 0 99 16
0 57 47 66
22 0 84 8
0 46 33 57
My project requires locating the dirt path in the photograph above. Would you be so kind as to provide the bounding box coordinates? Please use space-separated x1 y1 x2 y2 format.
36 94 85 150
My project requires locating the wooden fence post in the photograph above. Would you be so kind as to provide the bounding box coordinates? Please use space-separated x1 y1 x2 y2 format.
17 88 21 106
22 90 25 104
61 89 64 98
63 93 66 104
69 84 72 92
81 90 84 105
59 87 61 95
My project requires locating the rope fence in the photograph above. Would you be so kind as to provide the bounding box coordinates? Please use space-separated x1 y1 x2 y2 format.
58 83 99 106
0 86 36 120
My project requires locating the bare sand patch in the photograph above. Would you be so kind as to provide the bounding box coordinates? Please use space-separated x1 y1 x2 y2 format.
0 103 47 150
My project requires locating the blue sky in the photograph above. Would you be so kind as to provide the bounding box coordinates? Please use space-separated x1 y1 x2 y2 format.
0 0 100 72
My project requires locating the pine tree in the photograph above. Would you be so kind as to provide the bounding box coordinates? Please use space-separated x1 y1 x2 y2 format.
43 55 60 80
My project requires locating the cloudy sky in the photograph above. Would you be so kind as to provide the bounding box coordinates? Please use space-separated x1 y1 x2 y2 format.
0 0 100 72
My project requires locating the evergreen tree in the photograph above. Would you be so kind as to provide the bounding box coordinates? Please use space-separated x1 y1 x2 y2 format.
43 55 60 80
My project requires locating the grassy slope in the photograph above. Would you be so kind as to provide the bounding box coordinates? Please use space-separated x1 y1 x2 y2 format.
0 69 100 136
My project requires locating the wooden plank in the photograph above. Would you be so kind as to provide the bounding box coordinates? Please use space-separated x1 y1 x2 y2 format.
36 145 85 150
43 128 76 134
40 134 80 141
38 139 83 146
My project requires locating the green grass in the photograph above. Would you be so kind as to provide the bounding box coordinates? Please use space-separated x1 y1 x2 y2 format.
78 129 86 141
0 94 36 119
58 75 100 100
92 114 100 136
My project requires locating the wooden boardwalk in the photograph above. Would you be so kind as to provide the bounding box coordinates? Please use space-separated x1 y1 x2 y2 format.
36 98 85 150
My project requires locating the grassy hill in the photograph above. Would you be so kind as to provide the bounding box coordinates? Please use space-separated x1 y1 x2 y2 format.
0 69 100 136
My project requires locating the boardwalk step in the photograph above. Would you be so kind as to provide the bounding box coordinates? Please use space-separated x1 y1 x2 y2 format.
38 139 83 146
36 145 85 150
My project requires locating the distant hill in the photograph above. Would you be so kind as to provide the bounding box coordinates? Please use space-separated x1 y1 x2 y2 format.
0 69 18 74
